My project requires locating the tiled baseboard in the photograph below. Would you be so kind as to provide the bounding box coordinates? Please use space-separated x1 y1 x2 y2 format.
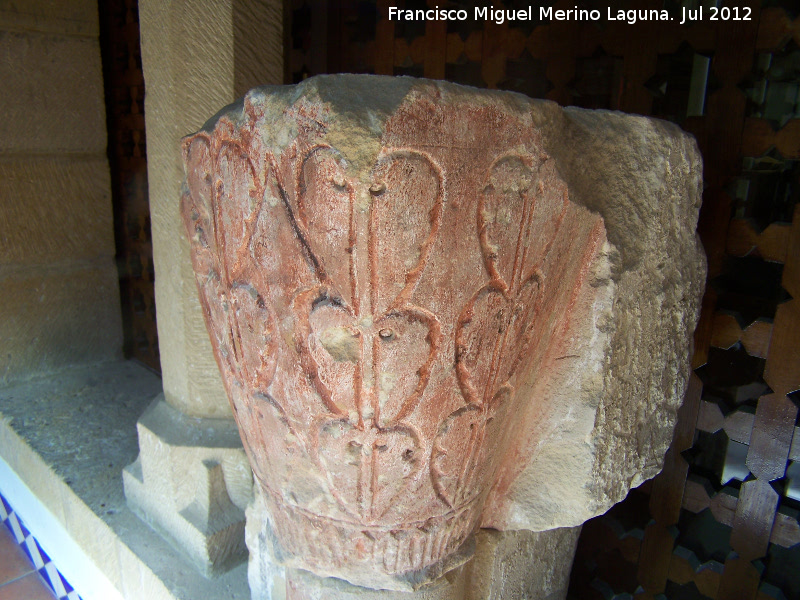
0 492 81 600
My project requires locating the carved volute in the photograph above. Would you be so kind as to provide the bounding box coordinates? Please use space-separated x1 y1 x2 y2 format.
181 75 705 591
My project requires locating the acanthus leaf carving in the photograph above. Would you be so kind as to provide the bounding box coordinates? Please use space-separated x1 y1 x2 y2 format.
434 153 569 511
290 147 445 523
181 126 582 576
182 134 279 395
176 80 673 593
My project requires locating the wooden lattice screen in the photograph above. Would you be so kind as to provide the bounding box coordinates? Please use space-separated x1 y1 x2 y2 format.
100 0 159 372
287 1 800 598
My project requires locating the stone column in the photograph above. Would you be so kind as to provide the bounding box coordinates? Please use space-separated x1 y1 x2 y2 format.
180 76 706 596
122 0 283 577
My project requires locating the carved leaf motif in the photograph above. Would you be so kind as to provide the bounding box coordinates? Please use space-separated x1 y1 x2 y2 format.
431 404 483 508
317 419 421 522
478 154 567 294
431 386 513 509
284 149 447 519
455 154 552 408
228 285 279 393
298 146 353 304
370 151 443 314
199 273 235 377
307 297 359 417
216 144 262 278
181 134 279 394
372 309 437 424
233 387 300 494
291 149 444 423
480 155 534 292
182 137 217 276
456 275 541 406
435 153 567 510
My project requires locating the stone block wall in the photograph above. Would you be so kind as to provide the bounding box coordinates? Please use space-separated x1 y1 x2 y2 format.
0 0 121 382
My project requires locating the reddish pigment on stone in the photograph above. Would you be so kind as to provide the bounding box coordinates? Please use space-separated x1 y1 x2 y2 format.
180 75 705 591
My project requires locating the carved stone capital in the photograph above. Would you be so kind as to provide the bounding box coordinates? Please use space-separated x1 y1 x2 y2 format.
180 75 706 591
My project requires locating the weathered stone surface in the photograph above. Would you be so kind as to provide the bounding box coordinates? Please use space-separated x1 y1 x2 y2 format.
0 31 106 154
140 0 283 419
462 527 581 600
122 396 253 576
0 0 99 37
0 5 118 385
0 157 114 266
246 485 581 599
181 75 705 591
0 263 122 383
128 0 283 578
140 0 233 419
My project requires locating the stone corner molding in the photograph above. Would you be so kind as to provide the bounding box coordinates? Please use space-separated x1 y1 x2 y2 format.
179 74 706 591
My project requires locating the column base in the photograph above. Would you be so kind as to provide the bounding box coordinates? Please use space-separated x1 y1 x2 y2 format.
123 395 252 577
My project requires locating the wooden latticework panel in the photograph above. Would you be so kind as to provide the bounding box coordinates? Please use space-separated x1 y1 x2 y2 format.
288 1 800 597
100 0 159 372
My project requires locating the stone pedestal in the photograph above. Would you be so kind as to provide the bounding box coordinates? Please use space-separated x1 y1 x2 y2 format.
180 75 706 596
122 396 253 576
127 0 282 576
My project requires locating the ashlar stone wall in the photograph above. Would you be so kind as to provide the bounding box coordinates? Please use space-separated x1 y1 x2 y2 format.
0 0 122 382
